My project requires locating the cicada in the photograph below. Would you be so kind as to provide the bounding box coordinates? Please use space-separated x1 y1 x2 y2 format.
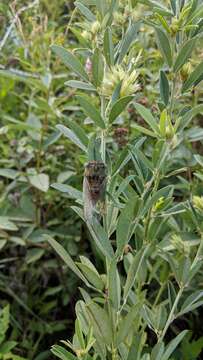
83 161 107 222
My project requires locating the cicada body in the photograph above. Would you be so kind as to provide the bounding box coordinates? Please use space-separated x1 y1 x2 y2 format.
83 161 106 221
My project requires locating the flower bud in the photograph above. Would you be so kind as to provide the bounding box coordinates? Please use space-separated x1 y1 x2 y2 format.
180 62 193 82
193 196 203 212
91 21 101 34
85 57 92 75
171 18 180 36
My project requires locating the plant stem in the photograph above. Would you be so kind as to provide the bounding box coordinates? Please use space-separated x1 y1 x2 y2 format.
159 286 184 342
153 282 165 306
100 96 106 163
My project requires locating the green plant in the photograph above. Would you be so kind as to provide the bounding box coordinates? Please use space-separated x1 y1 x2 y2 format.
46 1 203 359
0 304 26 360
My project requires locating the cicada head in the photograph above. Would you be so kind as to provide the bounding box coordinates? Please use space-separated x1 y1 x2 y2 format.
84 161 106 201
83 161 107 221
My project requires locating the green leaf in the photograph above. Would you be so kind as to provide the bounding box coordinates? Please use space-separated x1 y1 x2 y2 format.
123 246 149 301
104 27 114 67
0 69 43 89
26 113 42 141
116 198 136 256
194 154 203 167
92 48 104 87
0 305 10 344
86 302 113 345
179 291 203 316
132 123 157 137
51 345 77 360
29 173 49 192
143 185 173 216
182 61 203 92
160 70 170 106
0 217 18 231
26 248 45 264
173 38 197 73
51 45 88 81
74 1 96 21
65 80 96 91
155 27 172 67
116 303 141 345
162 330 188 360
151 342 165 360
179 104 203 131
77 263 104 290
134 103 160 134
109 96 134 123
45 235 89 285
60 119 88 148
56 124 87 151
117 23 139 64
77 95 106 129
108 258 121 310
89 218 114 259
0 169 20 180
51 183 83 201
95 0 108 17
0 340 17 354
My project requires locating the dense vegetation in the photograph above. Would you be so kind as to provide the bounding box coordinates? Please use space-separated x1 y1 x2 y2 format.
1 0 203 359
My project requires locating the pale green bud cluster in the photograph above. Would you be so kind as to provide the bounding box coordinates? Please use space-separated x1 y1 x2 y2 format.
193 196 203 212
102 65 139 97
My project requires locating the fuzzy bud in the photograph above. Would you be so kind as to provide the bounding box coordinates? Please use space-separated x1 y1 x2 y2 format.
193 196 203 212
85 57 92 75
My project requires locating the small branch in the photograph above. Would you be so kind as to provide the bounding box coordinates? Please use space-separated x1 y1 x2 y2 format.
159 286 184 342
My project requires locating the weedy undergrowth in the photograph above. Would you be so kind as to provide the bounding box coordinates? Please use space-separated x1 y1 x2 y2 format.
45 0 203 359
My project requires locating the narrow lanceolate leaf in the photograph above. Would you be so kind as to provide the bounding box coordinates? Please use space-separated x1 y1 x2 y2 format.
123 246 149 301
51 183 83 201
162 330 188 360
160 70 170 106
65 80 96 91
51 45 88 81
89 218 114 259
116 198 136 256
179 290 203 316
77 263 104 290
86 302 113 345
59 119 88 148
117 22 139 64
45 235 88 285
56 124 87 151
132 123 157 138
77 95 106 129
116 303 141 345
182 61 203 92
155 27 172 67
108 258 121 310
173 37 197 73
179 104 203 131
51 345 77 360
74 1 96 22
92 48 104 87
104 27 114 67
109 96 134 123
134 103 160 134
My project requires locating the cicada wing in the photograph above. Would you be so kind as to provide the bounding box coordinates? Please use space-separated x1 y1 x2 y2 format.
83 176 95 222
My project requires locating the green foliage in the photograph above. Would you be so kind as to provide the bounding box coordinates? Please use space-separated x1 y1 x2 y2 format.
1 0 203 359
